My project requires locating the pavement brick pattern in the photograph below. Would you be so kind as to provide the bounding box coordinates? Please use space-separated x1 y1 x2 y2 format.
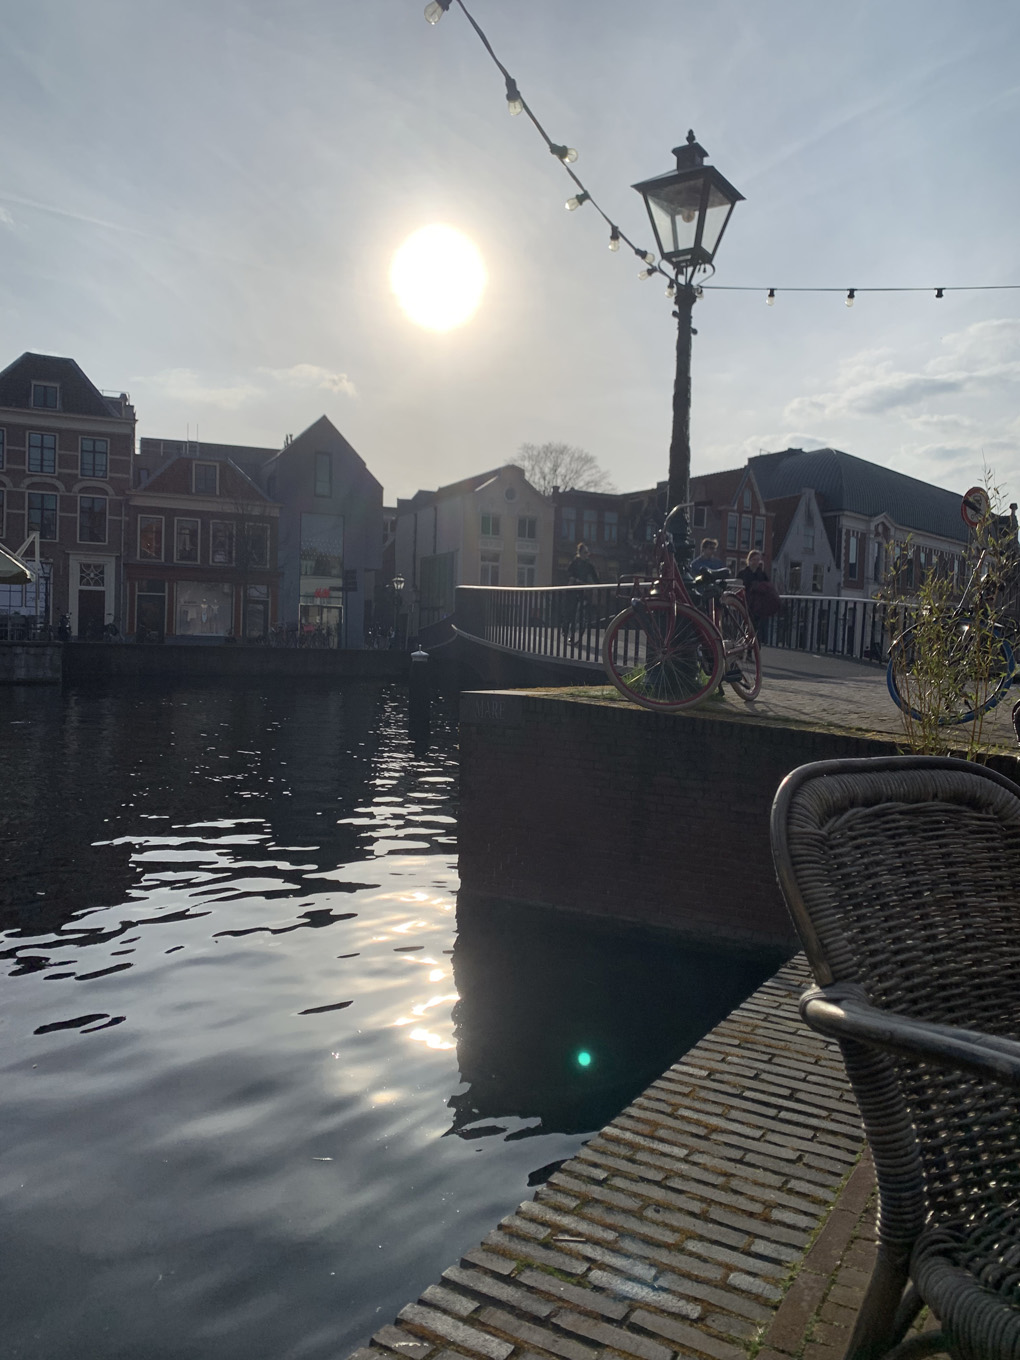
347 958 877 1360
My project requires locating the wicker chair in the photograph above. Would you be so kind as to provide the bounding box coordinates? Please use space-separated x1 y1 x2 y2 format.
770 756 1020 1360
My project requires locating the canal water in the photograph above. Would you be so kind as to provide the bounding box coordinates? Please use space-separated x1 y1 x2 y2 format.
0 680 779 1360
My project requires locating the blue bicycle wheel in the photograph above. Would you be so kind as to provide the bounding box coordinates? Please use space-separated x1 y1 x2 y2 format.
887 618 1015 725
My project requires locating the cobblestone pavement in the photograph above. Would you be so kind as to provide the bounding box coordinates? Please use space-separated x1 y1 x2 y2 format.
720 647 1018 750
347 959 877 1360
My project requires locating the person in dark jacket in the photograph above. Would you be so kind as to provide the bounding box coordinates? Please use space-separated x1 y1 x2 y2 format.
564 543 598 640
739 550 774 636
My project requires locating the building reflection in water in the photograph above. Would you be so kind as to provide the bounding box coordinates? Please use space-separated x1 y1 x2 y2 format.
447 894 788 1144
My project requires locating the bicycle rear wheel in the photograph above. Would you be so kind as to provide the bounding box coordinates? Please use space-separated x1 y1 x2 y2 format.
718 594 761 701
602 601 724 711
886 616 1015 725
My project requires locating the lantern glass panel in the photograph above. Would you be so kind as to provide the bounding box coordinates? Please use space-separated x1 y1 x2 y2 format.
699 183 737 258
647 179 703 258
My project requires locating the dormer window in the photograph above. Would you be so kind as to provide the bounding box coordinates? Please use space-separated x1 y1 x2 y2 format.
193 462 218 495
32 382 59 410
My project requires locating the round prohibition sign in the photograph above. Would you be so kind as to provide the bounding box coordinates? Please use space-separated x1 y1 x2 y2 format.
961 486 990 528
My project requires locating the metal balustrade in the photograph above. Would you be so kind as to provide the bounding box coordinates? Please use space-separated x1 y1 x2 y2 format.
453 584 906 670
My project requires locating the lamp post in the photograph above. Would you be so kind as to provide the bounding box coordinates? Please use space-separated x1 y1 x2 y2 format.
391 574 405 646
632 132 743 561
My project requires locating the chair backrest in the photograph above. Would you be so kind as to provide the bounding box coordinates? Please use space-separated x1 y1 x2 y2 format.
771 756 1020 1229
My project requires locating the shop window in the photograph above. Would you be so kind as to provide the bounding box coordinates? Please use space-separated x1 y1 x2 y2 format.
176 582 233 636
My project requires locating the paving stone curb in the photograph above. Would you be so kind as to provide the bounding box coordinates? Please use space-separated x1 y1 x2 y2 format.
347 956 868 1360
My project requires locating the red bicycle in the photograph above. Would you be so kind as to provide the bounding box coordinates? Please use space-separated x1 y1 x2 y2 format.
602 506 762 711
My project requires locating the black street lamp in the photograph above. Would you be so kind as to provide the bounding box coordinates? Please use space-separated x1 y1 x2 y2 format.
633 132 743 558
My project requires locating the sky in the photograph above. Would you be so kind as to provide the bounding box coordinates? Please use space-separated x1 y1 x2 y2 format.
3 0 1020 505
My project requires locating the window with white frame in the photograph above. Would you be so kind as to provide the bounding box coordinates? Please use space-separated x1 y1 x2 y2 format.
480 513 500 537
560 508 575 540
812 564 824 593
726 512 738 550
175 518 200 563
138 515 164 560
516 554 536 587
740 515 752 551
210 521 235 565
517 516 537 540
603 511 618 545
245 522 270 568
78 496 107 543
32 382 59 410
480 551 500 585
742 487 752 510
692 505 707 528
28 432 57 474
848 532 859 580
754 516 766 550
193 462 218 495
789 561 802 592
80 438 108 479
803 529 815 550
28 492 58 539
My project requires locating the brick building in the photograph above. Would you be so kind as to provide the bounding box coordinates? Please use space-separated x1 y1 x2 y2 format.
126 449 279 641
0 352 135 636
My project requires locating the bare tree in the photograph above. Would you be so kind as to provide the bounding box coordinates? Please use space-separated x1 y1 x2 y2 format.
516 442 616 496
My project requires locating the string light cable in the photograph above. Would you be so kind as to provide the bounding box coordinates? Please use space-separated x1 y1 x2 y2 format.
424 1 1020 306
423 0 679 292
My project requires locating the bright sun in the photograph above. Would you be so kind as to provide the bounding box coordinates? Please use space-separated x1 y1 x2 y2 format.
390 224 487 332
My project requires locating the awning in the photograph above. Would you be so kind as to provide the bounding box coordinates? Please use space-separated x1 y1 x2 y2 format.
0 544 34 583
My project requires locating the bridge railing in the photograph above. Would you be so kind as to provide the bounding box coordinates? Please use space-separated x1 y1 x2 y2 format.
456 584 621 667
759 594 907 663
454 585 907 668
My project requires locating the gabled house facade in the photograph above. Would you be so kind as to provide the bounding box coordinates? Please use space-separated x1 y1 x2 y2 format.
750 448 969 599
689 466 773 575
125 453 279 640
0 352 135 636
263 417 383 649
394 465 553 630
766 489 840 595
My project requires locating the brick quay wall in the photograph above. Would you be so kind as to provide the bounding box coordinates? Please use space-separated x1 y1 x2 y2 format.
348 957 874 1360
458 689 1019 950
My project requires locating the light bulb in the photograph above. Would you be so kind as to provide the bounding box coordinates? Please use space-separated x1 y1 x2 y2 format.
665 282 676 299
643 251 655 265
767 289 776 306
845 289 855 308
565 192 589 212
424 0 449 23
679 208 697 224
504 76 523 116
639 267 654 280
549 144 578 164
608 227 620 252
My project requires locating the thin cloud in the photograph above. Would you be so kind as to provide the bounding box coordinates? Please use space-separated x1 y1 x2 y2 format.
0 206 13 229
137 368 261 410
260 364 357 398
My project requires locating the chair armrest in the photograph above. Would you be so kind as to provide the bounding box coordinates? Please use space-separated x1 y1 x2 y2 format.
801 986 1020 1089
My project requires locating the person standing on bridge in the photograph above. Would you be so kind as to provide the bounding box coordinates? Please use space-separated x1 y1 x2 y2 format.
564 543 598 641
739 550 780 636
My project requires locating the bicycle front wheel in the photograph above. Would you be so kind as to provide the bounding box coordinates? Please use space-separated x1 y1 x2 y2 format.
718 594 762 701
602 601 724 711
887 617 1015 725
